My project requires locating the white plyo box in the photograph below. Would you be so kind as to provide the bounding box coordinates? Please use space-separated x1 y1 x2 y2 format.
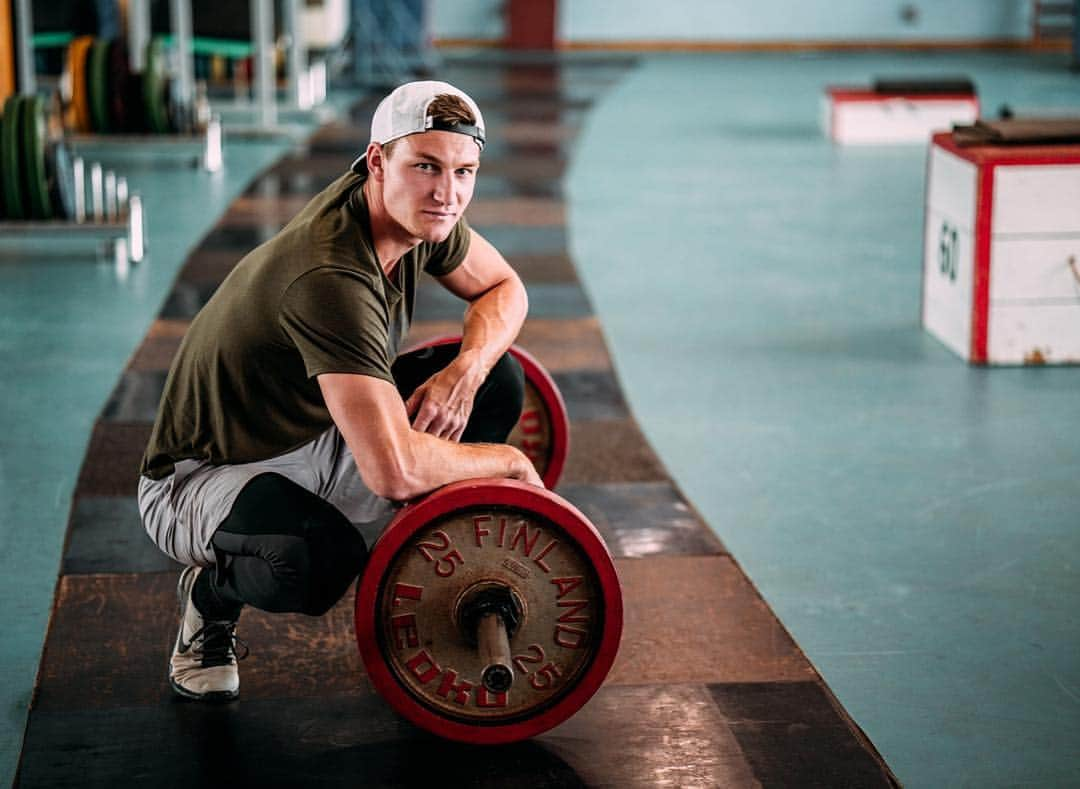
921 132 1080 365
823 87 979 145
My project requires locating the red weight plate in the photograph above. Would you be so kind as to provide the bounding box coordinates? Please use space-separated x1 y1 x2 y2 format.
107 39 134 133
406 336 569 489
355 479 622 744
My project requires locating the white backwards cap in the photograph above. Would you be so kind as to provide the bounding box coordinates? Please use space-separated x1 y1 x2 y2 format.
350 81 485 173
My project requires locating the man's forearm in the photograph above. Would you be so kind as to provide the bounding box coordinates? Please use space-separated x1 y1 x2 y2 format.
457 274 528 377
385 429 532 501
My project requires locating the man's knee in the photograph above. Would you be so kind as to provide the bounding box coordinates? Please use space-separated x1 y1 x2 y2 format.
248 530 364 616
489 351 525 411
215 473 368 616
300 511 368 615
464 351 524 444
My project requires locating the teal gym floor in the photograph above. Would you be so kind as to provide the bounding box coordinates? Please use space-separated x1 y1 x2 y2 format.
2 49 1079 787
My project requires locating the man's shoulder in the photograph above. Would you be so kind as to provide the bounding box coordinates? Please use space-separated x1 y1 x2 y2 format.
286 262 381 291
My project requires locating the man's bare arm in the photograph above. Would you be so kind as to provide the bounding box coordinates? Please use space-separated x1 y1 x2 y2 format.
319 372 542 501
441 228 528 371
405 229 528 441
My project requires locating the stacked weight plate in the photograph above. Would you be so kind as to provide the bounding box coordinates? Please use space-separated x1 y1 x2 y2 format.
64 34 194 135
0 94 76 221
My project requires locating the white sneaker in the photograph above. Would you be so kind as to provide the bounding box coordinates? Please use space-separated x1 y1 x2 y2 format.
169 566 246 701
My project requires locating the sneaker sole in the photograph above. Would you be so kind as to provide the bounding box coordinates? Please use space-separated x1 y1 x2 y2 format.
168 675 239 703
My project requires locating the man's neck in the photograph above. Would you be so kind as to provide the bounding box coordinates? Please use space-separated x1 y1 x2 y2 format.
362 179 418 277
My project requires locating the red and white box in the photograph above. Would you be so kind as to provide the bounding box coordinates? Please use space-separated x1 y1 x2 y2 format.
921 132 1080 365
823 87 979 145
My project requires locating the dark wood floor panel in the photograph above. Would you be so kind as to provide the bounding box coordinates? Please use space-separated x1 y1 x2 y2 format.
251 155 353 192
127 320 189 371
33 573 369 713
63 497 179 575
21 682 892 789
467 197 566 227
559 481 726 557
469 224 567 256
709 682 899 787
128 335 182 372
74 422 152 498
561 419 667 485
470 105 590 129
503 253 579 283
545 683 759 788
102 369 166 423
495 119 579 146
472 174 564 199
18 684 762 789
179 249 244 283
198 225 279 252
406 317 614 373
610 556 815 686
217 193 316 226
414 280 592 322
160 280 221 320
551 370 629 421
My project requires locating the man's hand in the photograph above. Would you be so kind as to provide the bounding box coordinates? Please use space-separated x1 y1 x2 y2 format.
405 353 486 442
507 446 545 488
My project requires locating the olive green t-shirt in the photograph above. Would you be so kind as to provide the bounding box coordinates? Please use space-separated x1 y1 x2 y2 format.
140 169 470 480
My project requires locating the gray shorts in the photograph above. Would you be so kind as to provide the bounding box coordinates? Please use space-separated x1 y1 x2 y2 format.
137 426 394 567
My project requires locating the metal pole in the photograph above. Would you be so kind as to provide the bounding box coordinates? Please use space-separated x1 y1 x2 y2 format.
204 116 223 172
128 194 145 262
351 0 373 85
170 0 195 121
129 0 150 72
104 171 117 221
251 0 277 127
73 157 86 223
13 0 35 94
90 162 104 223
1072 0 1080 71
281 0 309 109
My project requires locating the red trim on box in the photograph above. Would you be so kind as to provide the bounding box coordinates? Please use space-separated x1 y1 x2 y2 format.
826 86 978 103
970 163 995 364
932 131 1080 166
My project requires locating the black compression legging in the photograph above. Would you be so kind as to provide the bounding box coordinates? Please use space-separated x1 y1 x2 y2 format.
193 343 524 620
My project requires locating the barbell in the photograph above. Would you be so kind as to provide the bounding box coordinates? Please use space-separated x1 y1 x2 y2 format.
355 478 622 744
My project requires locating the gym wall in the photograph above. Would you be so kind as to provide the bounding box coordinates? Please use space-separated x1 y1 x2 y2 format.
434 0 1031 46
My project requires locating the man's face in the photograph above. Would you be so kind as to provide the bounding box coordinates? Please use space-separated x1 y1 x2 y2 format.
377 131 480 244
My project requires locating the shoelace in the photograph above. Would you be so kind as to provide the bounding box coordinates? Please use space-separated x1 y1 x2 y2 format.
189 621 250 668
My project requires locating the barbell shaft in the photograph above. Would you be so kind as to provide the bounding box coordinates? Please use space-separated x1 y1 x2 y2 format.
477 612 514 694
